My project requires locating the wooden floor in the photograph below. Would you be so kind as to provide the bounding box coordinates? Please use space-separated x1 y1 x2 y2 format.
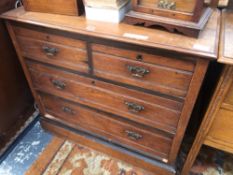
26 136 154 175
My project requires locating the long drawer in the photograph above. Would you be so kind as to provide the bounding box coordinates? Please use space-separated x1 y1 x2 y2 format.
27 61 183 134
40 93 173 161
92 44 195 98
14 25 89 73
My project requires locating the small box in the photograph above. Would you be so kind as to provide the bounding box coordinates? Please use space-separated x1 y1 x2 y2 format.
84 1 131 23
125 0 214 37
22 0 84 16
84 0 129 9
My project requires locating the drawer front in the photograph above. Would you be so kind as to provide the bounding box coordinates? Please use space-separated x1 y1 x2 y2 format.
14 26 88 73
137 0 196 14
207 109 233 147
28 62 182 134
92 44 194 98
40 93 172 161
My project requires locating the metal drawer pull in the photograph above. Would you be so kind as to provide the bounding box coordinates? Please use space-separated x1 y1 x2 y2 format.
125 102 144 113
42 45 59 56
62 106 75 115
127 65 150 78
158 0 176 10
52 80 66 90
125 130 143 141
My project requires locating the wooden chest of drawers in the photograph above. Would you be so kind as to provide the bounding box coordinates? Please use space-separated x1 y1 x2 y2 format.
1 7 220 174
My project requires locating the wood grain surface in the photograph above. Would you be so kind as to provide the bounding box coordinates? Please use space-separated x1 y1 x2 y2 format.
1 7 220 59
22 0 84 16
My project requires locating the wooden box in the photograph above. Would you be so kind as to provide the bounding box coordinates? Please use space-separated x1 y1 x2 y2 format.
22 0 84 16
125 0 217 37
131 0 208 22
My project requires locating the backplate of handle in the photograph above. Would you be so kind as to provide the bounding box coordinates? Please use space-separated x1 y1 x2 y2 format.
157 0 176 10
125 101 144 113
127 65 150 78
52 79 66 90
62 106 76 115
125 130 143 141
42 45 59 56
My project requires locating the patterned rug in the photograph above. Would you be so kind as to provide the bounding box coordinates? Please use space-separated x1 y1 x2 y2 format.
26 137 153 175
26 136 233 175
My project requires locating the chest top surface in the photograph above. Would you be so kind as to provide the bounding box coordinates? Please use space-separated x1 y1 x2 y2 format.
219 10 233 65
1 7 220 59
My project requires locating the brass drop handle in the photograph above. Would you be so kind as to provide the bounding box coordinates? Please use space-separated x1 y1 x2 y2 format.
127 65 150 78
125 130 143 141
52 79 66 90
42 45 59 56
158 0 176 10
125 102 144 113
62 106 75 115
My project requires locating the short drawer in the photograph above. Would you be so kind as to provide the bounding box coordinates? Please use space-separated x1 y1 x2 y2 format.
92 44 195 98
27 62 183 134
138 0 196 14
14 26 88 73
40 93 173 161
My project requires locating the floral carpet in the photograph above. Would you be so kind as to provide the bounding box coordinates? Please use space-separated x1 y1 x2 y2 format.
26 137 153 175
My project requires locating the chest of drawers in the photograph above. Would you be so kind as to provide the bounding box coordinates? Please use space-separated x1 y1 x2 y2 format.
1 7 220 174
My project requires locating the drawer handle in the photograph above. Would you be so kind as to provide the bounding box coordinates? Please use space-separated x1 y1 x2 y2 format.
125 102 144 113
158 0 176 10
62 106 75 115
42 45 59 56
127 65 150 78
52 80 66 90
125 130 143 141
